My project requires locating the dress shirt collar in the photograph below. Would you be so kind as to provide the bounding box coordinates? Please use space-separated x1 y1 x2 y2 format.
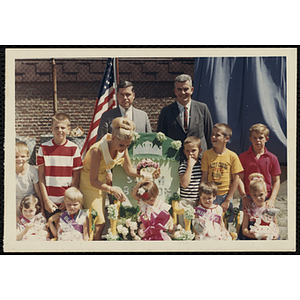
119 105 133 119
177 100 191 112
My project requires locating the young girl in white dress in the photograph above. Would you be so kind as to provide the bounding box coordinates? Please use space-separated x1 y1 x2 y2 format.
17 195 49 241
131 178 174 240
193 181 231 241
240 173 279 240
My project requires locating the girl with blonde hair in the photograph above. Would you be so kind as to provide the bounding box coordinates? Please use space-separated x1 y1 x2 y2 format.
79 117 139 240
240 173 279 240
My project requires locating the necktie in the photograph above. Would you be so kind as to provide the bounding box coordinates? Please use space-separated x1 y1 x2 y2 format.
184 106 188 132
125 110 129 118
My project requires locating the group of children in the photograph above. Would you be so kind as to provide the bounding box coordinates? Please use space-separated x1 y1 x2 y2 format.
15 111 281 241
16 113 86 241
178 122 280 240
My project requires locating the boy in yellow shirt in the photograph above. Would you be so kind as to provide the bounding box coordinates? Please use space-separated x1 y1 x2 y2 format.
201 123 243 221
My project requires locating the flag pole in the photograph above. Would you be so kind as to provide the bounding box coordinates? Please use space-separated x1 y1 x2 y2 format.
115 57 119 85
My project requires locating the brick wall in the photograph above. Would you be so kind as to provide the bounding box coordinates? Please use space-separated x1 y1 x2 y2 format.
15 58 195 147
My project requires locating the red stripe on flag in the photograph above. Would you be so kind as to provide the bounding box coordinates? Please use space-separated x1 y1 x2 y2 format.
80 59 116 158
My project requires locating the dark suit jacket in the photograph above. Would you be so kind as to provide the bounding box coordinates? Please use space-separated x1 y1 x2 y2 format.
156 100 213 153
96 106 152 141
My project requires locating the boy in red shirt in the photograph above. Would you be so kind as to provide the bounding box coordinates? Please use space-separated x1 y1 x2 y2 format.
238 124 281 210
37 113 83 218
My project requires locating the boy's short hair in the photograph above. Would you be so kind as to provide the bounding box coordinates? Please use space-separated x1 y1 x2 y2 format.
117 80 135 93
198 181 218 197
19 195 40 214
213 123 232 138
15 141 29 154
52 113 71 126
249 123 270 138
183 136 202 151
64 187 84 205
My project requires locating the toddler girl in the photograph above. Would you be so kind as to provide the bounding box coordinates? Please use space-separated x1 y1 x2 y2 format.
240 173 279 240
16 195 49 241
193 181 231 241
131 178 174 240
48 187 89 241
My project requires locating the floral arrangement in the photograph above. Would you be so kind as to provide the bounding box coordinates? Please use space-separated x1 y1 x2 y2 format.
137 187 150 200
172 224 195 240
107 204 118 220
105 215 144 241
136 158 160 179
171 140 182 151
184 205 195 221
132 132 140 143
156 132 167 143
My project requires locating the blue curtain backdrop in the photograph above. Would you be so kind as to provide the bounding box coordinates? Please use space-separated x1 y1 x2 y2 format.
193 57 287 164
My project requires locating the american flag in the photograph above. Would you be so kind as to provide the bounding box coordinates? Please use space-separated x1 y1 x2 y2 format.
81 58 117 158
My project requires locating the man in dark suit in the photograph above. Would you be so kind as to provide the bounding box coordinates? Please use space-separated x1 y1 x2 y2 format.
97 80 152 141
157 74 213 159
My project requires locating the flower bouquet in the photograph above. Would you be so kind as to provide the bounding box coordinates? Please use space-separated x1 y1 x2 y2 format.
105 205 145 241
105 215 145 241
249 208 279 240
136 158 161 179
183 205 195 231
171 224 195 241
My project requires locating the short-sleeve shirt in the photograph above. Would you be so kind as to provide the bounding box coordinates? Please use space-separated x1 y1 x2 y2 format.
179 159 202 208
36 139 83 204
201 148 243 195
239 146 281 198
16 164 39 202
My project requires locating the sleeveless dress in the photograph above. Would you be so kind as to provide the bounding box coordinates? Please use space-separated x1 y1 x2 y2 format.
79 134 124 225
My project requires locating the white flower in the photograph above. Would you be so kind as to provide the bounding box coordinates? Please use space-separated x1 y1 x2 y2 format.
125 218 131 227
122 227 129 239
132 132 140 143
105 231 119 241
137 187 146 196
174 231 181 238
184 205 195 221
134 235 141 241
117 225 124 234
130 221 138 231
156 132 167 142
171 140 182 151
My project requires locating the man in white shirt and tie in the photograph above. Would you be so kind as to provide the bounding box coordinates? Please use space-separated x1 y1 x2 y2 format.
97 80 152 141
157 74 213 160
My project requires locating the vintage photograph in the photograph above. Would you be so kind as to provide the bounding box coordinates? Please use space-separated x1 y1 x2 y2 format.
4 47 297 252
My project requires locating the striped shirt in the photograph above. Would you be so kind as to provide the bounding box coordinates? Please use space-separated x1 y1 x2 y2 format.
37 139 83 204
179 159 202 208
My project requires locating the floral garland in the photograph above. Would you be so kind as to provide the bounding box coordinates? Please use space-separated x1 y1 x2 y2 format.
107 204 118 220
184 205 195 221
136 158 160 176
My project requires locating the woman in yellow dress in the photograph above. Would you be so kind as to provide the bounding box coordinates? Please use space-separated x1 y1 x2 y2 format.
79 117 138 240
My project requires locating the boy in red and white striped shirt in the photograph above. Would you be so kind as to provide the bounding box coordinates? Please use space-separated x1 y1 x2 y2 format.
37 113 83 219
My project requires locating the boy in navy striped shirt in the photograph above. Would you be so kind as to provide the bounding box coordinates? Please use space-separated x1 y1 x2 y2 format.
179 136 202 209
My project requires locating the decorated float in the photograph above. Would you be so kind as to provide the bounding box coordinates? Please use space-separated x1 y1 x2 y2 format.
105 132 195 241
